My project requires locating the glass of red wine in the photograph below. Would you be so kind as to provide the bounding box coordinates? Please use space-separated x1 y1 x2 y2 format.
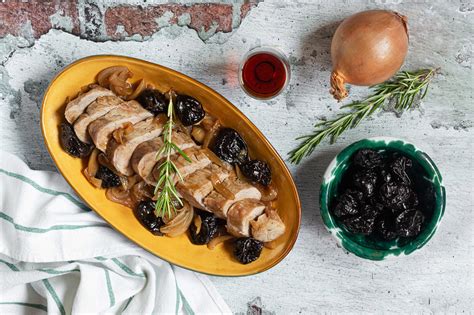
239 47 290 100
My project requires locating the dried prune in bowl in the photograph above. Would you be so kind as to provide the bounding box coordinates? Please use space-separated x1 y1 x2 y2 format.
379 182 415 210
353 169 378 196
136 89 167 115
389 155 413 184
175 95 205 126
353 149 383 169
134 200 164 236
189 211 218 245
333 190 364 217
212 128 248 164
320 138 445 260
234 237 263 264
60 122 94 158
395 209 425 238
240 159 271 186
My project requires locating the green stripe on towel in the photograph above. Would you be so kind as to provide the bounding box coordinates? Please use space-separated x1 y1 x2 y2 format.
104 269 116 307
0 302 47 312
42 279 66 315
0 259 20 271
0 168 89 211
122 296 134 312
111 258 145 278
39 268 81 275
179 289 195 315
0 211 109 233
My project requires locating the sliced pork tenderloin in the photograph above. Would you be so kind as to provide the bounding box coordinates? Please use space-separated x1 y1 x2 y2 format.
176 164 230 210
250 210 285 242
106 116 166 175
74 96 124 143
147 147 212 186
203 177 261 219
88 100 152 152
131 130 196 181
64 86 115 124
226 199 266 237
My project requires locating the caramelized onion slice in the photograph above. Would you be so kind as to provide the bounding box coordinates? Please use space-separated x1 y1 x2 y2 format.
256 183 278 201
160 202 194 237
106 186 134 208
126 79 146 100
207 235 234 250
97 66 129 87
202 120 220 149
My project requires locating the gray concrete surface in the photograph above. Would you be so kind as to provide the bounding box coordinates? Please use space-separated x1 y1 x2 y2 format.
1 0 472 313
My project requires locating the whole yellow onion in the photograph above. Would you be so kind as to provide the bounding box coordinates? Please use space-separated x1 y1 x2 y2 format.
330 10 409 101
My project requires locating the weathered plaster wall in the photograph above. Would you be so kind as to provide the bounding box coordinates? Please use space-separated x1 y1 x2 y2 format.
1 0 472 313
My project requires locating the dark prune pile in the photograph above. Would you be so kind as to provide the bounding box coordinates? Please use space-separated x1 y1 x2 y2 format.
189 211 218 245
60 122 94 158
234 237 263 264
240 159 272 186
134 200 164 235
332 149 434 241
212 128 249 164
136 89 167 115
95 165 121 188
174 95 205 126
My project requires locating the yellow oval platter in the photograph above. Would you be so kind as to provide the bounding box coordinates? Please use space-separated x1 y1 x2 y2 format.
41 55 301 276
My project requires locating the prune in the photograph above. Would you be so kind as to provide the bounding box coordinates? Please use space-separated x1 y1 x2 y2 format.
333 148 434 242
95 165 121 188
353 170 378 196
389 155 412 184
333 190 364 217
379 182 414 210
134 200 164 235
175 95 205 126
380 169 393 183
189 212 218 245
234 237 263 264
353 149 383 169
212 128 248 164
240 160 271 186
395 209 425 238
136 89 167 115
60 122 94 158
376 216 397 241
343 209 376 235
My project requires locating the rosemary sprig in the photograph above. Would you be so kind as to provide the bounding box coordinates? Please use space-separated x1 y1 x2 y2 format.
154 94 191 218
288 69 437 164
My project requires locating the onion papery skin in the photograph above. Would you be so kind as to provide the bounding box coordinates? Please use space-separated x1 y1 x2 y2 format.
330 10 409 100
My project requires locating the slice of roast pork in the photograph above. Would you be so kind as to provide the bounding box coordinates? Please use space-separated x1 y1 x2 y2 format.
176 164 230 210
226 199 266 237
147 148 212 186
250 210 286 242
203 177 262 219
88 100 152 152
106 116 166 175
73 96 124 143
64 86 115 124
131 130 196 181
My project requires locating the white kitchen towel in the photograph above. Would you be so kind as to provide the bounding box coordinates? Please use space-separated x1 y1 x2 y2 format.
0 151 231 315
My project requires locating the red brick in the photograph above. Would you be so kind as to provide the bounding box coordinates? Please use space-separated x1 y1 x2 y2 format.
0 0 79 38
104 4 233 40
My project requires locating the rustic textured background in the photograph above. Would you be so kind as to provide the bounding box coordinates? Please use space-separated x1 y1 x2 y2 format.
1 0 473 313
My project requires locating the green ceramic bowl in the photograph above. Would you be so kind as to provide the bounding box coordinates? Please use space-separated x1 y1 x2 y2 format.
320 137 446 260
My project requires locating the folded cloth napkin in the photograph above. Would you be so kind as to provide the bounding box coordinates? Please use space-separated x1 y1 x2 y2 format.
0 151 231 315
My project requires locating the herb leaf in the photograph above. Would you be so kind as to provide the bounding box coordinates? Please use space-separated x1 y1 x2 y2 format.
288 69 437 164
154 93 189 218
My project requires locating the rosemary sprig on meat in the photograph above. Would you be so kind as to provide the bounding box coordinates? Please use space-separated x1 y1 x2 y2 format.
154 93 191 218
289 69 437 164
